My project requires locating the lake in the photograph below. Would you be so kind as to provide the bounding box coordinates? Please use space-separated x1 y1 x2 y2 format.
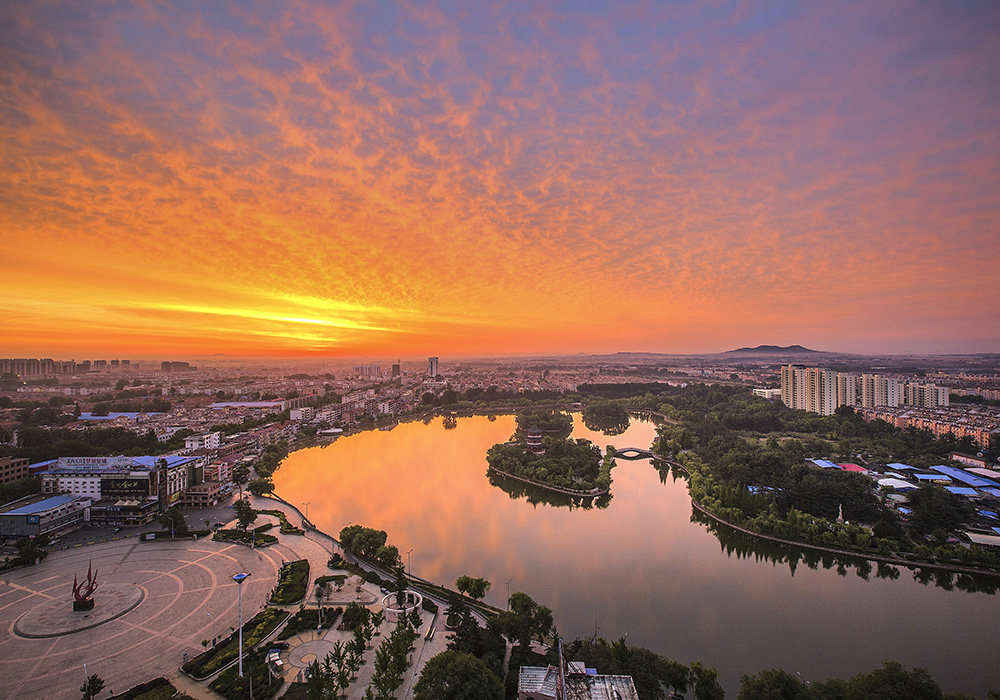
273 413 999 696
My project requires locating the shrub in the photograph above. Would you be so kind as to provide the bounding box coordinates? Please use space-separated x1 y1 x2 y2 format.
276 607 342 640
258 509 305 535
213 529 277 546
341 602 370 630
109 677 175 700
271 560 310 605
209 650 283 700
422 598 439 614
182 608 288 679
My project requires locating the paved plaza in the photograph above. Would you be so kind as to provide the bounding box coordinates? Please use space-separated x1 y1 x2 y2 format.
0 501 455 700
0 536 280 699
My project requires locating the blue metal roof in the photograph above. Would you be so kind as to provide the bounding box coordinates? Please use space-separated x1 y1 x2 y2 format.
930 465 1000 488
5 495 78 515
810 459 839 469
914 473 951 481
132 455 200 468
946 486 979 497
78 412 162 420
888 462 917 470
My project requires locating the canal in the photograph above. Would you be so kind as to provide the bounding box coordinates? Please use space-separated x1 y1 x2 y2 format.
272 413 999 696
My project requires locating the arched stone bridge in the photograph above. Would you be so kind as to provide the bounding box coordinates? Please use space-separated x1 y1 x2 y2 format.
614 447 655 459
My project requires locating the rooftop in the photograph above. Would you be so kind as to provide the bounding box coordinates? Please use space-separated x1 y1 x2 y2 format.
0 494 84 515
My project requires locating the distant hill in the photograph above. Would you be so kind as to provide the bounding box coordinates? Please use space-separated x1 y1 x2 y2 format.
724 344 822 355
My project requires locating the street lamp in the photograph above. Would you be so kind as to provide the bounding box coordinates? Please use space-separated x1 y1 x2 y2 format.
406 548 413 575
302 501 310 519
506 578 513 611
232 572 251 678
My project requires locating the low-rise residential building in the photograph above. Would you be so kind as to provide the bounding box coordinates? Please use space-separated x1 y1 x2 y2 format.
290 406 315 421
0 456 30 484
856 405 999 448
185 431 221 451
181 480 224 508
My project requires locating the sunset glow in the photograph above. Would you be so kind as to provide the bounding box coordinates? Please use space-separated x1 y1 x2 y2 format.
2 1 998 357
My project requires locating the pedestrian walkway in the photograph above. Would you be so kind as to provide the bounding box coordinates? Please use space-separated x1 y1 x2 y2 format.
240 497 454 699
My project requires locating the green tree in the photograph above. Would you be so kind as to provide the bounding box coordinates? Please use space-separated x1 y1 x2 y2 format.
13 534 49 566
845 661 942 700
248 478 274 497
907 485 973 538
233 498 257 532
158 506 188 537
80 674 105 700
413 650 503 700
231 463 250 499
456 575 492 600
691 661 725 700
738 669 808 700
495 592 552 648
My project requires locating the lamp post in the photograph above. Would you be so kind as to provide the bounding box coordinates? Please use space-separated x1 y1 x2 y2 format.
406 548 413 575
233 572 251 678
302 501 310 520
506 578 513 611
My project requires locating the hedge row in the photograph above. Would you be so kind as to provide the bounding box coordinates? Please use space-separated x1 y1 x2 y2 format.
259 508 305 535
182 608 288 679
271 559 310 605
110 677 182 700
213 529 278 546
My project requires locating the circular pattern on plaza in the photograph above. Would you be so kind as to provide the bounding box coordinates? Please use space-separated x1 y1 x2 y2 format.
14 583 145 638
0 537 279 700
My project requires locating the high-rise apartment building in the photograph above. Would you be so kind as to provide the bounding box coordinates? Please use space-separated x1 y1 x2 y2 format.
837 373 859 407
780 365 836 415
905 382 949 408
782 366 947 416
428 356 439 377
861 374 903 408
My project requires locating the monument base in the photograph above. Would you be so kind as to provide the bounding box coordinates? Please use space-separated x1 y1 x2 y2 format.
73 598 95 612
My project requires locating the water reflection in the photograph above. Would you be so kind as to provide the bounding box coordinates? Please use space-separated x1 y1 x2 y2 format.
692 509 1000 594
582 416 629 436
273 413 1000 698
487 470 612 510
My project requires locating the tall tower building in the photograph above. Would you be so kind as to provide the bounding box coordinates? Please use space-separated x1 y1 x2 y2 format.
428 357 439 377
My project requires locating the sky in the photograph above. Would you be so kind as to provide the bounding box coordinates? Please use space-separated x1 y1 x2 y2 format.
2 1 998 359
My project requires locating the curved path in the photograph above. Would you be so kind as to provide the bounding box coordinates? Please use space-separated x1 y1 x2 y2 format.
0 537 280 700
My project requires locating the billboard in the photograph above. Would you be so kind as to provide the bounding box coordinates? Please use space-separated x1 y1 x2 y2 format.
101 477 150 498
59 456 132 470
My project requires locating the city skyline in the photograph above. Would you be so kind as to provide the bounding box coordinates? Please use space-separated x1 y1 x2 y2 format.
2 1 998 358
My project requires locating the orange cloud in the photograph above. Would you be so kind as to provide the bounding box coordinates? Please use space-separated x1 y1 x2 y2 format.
1 1 997 357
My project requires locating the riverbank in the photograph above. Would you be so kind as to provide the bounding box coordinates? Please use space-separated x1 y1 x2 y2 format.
665 458 1000 580
486 466 609 499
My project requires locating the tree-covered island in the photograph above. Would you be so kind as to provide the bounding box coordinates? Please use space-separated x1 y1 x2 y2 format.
486 410 614 495
582 400 631 435
511 408 573 439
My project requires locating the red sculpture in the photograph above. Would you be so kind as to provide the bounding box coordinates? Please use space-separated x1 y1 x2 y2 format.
72 561 99 611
